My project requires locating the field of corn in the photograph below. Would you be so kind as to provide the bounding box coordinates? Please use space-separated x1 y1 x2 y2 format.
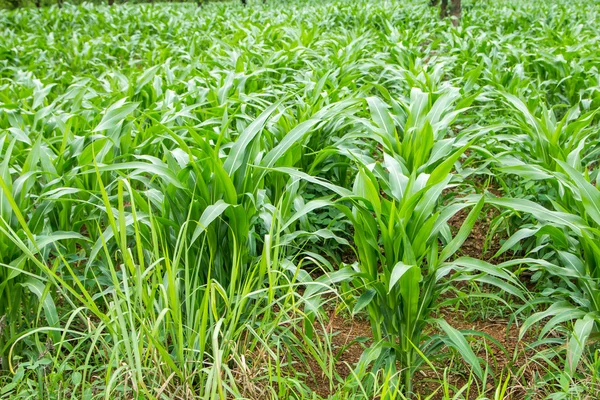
1 0 600 398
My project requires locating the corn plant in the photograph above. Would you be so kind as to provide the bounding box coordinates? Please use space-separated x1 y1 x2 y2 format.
282 144 528 398
490 162 600 381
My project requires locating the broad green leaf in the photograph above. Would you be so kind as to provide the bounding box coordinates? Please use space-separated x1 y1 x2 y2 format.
191 200 231 244
384 153 408 201
20 278 59 340
34 231 89 250
275 167 353 197
520 301 580 340
400 264 421 329
439 195 484 263
488 197 587 235
82 161 184 189
499 165 552 181
427 141 471 186
224 100 282 175
353 289 376 315
261 119 320 169
280 199 334 231
388 262 416 293
556 160 600 227
94 98 139 132
437 319 483 380
565 314 595 377
367 97 395 138
494 227 540 258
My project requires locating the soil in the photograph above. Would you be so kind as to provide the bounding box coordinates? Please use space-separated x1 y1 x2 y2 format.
422 308 538 399
301 310 372 397
445 200 539 290
286 302 541 399
444 189 518 265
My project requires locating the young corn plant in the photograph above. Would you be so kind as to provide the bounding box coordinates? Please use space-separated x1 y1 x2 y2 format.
343 157 487 397
491 92 598 182
364 86 475 175
282 152 526 397
491 162 600 383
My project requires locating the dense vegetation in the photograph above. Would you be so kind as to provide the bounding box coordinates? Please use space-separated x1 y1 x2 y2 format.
2 0 233 10
1 0 599 398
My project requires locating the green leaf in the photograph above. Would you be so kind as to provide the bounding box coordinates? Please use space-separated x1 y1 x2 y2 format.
353 168 381 217
224 100 282 175
354 289 376 315
493 227 540 258
556 159 600 227
520 301 580 340
444 257 525 301
34 231 89 250
71 371 83 386
261 119 320 169
384 154 408 201
400 264 421 328
94 98 139 132
191 200 231 244
487 197 587 235
20 278 60 340
367 97 395 138
83 160 184 189
280 199 334 232
275 167 353 197
565 314 595 377
437 319 483 380
499 165 552 181
439 195 484 263
135 65 161 93
427 141 471 187
388 262 416 293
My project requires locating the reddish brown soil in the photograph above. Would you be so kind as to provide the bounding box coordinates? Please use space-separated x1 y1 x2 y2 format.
288 306 540 399
299 310 372 397
422 309 537 399
447 206 512 263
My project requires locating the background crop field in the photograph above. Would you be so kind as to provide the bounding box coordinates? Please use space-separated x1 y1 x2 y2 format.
1 0 600 399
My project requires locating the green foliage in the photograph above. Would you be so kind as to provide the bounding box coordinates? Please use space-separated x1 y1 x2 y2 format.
1 0 600 399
